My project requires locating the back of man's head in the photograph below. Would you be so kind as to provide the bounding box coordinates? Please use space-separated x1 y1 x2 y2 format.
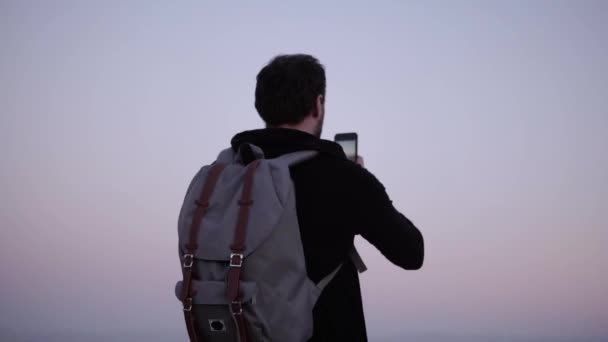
255 54 326 127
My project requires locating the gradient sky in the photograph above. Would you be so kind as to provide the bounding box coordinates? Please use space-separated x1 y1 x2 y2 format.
1 0 607 340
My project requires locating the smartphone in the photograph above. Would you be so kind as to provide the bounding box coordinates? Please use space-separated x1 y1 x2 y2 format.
334 132 358 162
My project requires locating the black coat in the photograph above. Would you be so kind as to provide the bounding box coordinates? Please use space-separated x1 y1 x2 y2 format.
230 128 424 341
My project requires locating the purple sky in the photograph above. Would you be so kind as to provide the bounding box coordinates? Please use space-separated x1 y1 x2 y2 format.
1 0 607 340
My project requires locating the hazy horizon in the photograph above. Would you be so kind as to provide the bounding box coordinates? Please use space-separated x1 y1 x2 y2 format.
1 0 607 341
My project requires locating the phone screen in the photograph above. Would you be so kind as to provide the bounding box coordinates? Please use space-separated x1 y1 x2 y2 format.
337 139 357 161
335 133 358 162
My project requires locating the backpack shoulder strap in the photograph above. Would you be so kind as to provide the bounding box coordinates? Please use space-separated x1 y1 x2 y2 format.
274 150 318 166
350 247 368 273
181 162 226 342
316 246 367 291
316 264 343 291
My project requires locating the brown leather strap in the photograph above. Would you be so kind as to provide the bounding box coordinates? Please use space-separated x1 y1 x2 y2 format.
230 159 260 253
181 163 226 342
234 308 250 342
226 159 260 342
183 310 199 342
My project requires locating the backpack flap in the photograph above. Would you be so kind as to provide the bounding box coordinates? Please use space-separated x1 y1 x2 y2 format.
178 148 304 263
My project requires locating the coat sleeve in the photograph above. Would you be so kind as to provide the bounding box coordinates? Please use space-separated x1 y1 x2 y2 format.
351 167 424 270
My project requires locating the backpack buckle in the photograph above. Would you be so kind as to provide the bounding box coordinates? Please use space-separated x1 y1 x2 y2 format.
183 297 193 312
229 253 243 267
229 301 243 315
183 254 194 268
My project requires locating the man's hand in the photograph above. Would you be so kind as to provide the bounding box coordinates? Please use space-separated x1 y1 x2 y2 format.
355 156 364 168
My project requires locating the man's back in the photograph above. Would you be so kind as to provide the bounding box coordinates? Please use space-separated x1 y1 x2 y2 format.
231 128 424 341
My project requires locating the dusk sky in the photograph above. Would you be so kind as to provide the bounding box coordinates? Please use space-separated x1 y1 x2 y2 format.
1 1 607 341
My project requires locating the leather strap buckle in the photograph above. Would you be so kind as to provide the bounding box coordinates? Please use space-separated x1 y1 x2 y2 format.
183 254 194 268
183 297 193 312
230 301 243 315
229 253 243 267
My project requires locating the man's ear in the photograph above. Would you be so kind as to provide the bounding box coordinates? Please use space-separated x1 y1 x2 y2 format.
314 95 325 118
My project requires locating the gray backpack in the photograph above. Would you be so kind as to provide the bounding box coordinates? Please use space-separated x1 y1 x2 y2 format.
175 144 342 342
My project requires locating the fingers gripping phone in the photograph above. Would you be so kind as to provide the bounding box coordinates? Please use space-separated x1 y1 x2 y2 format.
334 133 358 162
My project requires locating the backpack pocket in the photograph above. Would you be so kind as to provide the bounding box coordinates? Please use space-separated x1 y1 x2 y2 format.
175 280 266 341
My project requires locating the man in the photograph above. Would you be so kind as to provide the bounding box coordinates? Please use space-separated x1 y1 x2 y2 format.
229 54 424 341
